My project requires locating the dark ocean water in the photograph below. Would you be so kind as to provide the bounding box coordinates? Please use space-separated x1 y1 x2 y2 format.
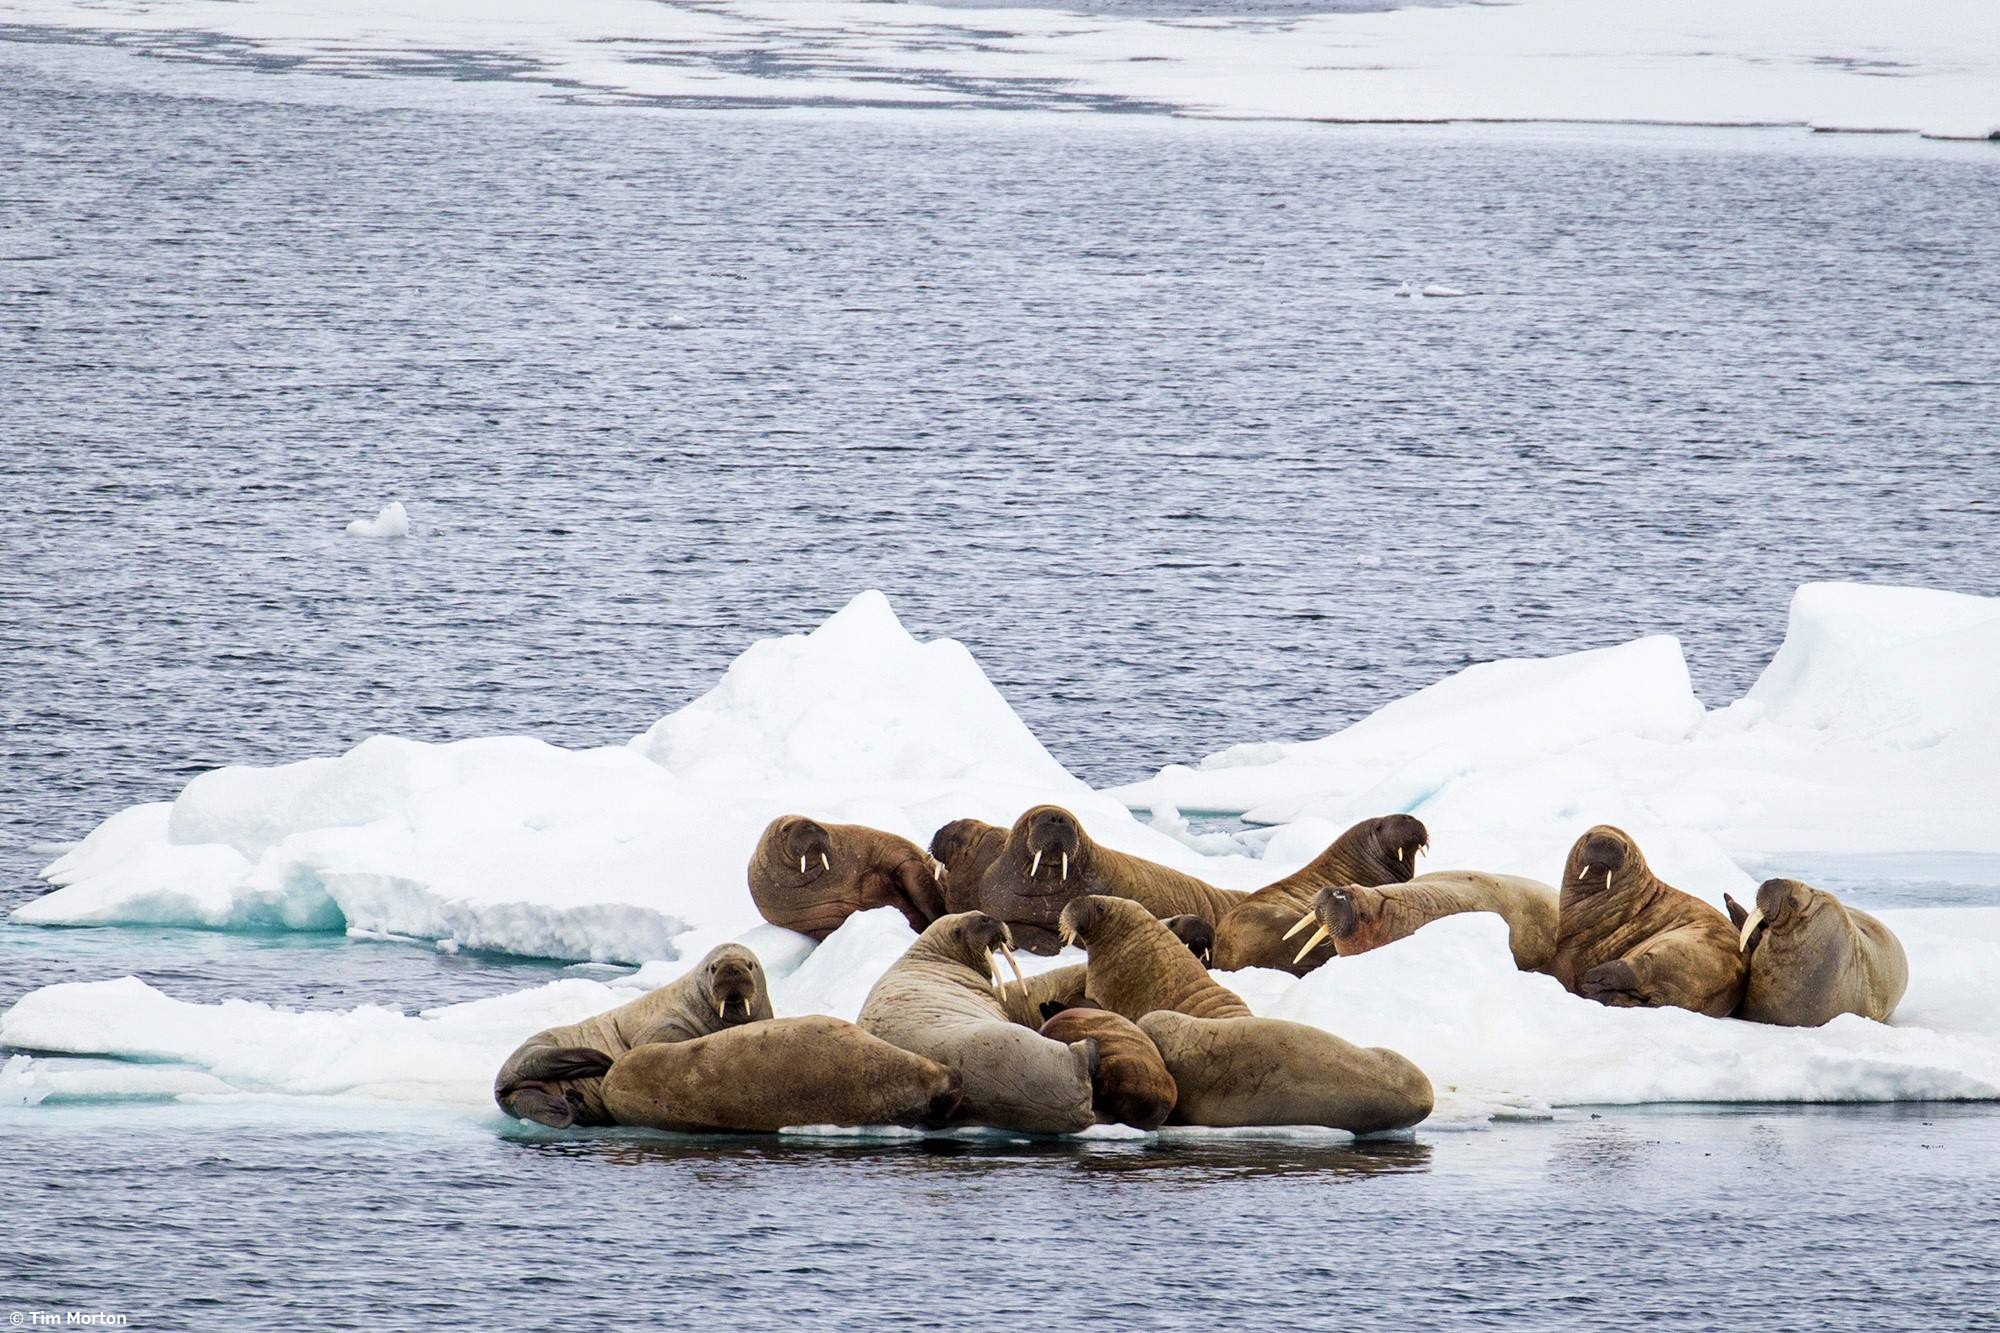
2 39 1998 1332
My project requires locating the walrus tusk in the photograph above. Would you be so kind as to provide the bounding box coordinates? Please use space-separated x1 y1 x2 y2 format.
1282 908 1317 941
1292 925 1331 965
821 852 830 871
1000 944 1026 989
1396 847 1405 864
1031 850 1043 878
985 950 1008 997
1739 908 1765 952
1060 852 1068 881
716 998 727 1018
799 855 807 874
1605 868 1613 889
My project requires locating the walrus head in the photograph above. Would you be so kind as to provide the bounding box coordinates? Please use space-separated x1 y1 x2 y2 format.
1162 914 1214 966
928 819 991 881
1565 825 1642 892
1011 805 1088 885
703 944 767 1025
764 815 835 884
921 911 1028 997
1733 878 1815 955
1285 884 1383 962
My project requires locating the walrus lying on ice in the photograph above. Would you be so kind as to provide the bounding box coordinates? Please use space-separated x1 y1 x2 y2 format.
1282 871 1559 972
1059 896 1433 1133
748 815 945 939
1038 1006 1178 1131
975 805 1243 953
1211 814 1429 974
858 912 1098 1135
1550 826 1745 1017
494 943 774 1127
1726 878 1908 1026
602 1016 964 1134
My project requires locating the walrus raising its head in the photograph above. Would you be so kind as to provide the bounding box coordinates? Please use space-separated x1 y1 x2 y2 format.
1210 814 1428 974
602 1016 964 1134
1726 879 1908 1026
1162 914 1215 967
748 815 946 940
1059 894 1251 1021
1038 1007 1177 1131
1284 871 1559 973
928 818 1008 915
495 943 773 1128
1550 826 1745 1017
978 805 1243 955
857 911 1097 1135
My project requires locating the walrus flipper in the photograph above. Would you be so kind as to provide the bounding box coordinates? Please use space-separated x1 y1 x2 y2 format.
1586 924 1743 1016
897 858 948 926
505 1045 616 1084
1724 894 1749 931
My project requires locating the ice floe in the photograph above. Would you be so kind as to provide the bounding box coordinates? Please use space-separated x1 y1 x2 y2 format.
5 0 1994 139
344 501 409 539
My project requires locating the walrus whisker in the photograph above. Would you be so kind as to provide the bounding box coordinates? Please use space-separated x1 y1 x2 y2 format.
1282 908 1317 941
1739 908 1765 952
1292 925 1331 965
1031 850 1043 879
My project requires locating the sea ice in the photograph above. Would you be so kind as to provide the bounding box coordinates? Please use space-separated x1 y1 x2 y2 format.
344 501 409 539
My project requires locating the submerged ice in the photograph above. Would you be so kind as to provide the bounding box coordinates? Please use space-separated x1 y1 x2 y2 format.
7 582 2000 1123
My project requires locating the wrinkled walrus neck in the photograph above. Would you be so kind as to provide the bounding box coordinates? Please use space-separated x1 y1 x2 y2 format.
1088 921 1249 1021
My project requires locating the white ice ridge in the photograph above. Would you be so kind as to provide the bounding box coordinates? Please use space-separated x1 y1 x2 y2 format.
344 501 409 539
3 0 1994 140
21 589 1241 962
1115 583 2000 882
6 904 1998 1120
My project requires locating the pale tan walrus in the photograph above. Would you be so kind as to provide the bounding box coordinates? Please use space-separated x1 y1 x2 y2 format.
976 805 1243 954
494 943 774 1128
1059 896 1434 1133
747 815 946 939
602 1016 964 1133
1282 872 1560 973
1726 878 1909 1026
858 912 1098 1135
1550 826 1746 1017
1211 814 1429 974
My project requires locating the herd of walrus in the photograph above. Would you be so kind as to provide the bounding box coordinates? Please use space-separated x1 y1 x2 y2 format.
494 808 1910 1137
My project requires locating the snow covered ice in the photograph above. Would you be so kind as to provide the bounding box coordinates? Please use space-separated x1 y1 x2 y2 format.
7 582 2000 1127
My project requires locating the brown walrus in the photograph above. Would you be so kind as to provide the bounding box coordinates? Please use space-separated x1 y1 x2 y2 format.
857 912 1097 1135
1550 826 1746 1017
1038 1007 1178 1130
1210 814 1428 974
1057 895 1252 1021
928 818 1008 915
997 963 1090 1028
748 815 945 939
601 1016 964 1133
976 804 1243 954
1284 872 1560 972
1725 879 1909 1026
1058 895 1431 1133
494 943 773 1128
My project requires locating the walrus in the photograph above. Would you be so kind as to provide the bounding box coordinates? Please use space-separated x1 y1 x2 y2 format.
494 943 773 1128
1282 872 1560 972
928 818 1008 915
601 1016 964 1133
1210 815 1427 975
976 804 1243 954
1549 826 1746 1017
748 815 945 939
1058 896 1431 1133
997 962 1090 1028
1038 1007 1178 1130
1162 914 1215 966
1057 895 1252 1022
857 912 1098 1135
1725 879 1908 1026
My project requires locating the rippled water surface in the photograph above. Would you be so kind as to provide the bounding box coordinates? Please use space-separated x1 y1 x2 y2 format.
3 39 1999 1331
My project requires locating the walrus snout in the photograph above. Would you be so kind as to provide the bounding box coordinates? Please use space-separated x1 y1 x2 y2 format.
1058 895 1109 947
709 959 761 1021
778 817 834 880
1162 914 1213 966
1372 814 1430 875
1571 828 1630 886
1016 805 1084 881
